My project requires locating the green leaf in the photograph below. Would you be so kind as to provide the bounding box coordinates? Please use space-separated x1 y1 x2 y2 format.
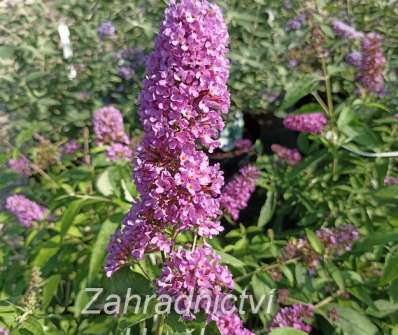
258 190 276 228
367 299 398 318
251 274 273 311
20 318 44 335
349 286 376 309
0 46 15 59
15 125 39 147
33 236 60 267
389 279 398 302
61 200 84 236
96 169 113 196
105 268 152 296
281 265 294 286
286 149 327 181
381 253 398 285
305 229 324 254
327 262 345 291
73 278 88 317
217 250 245 268
117 300 157 330
0 171 19 190
373 186 398 201
337 106 357 132
268 328 308 335
42 274 61 309
281 75 320 110
164 312 188 332
353 232 398 253
0 301 15 313
325 305 378 335
60 199 98 236
88 219 120 284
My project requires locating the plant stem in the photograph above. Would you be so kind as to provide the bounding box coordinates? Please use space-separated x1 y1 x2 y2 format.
156 314 165 335
137 262 152 281
320 59 339 177
192 234 198 252
321 58 335 123
311 91 329 115
314 290 344 309
83 127 91 166
235 258 299 282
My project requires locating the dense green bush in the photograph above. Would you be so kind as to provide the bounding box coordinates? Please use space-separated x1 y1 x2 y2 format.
0 0 398 334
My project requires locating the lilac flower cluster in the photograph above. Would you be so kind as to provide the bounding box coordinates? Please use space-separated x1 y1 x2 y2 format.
106 2 254 333
104 2 256 333
220 165 260 220
384 177 398 186
97 21 116 40
115 47 147 80
5 195 48 228
235 138 253 152
106 0 230 274
105 210 173 277
332 20 363 40
284 238 320 269
346 51 362 67
358 33 386 96
156 245 233 319
271 144 302 166
93 106 131 161
0 327 9 335
8 156 32 176
106 143 133 162
62 140 80 154
93 106 129 146
270 304 314 333
215 313 254 335
316 225 360 256
284 225 360 269
155 245 254 334
287 59 299 69
283 112 328 134
118 67 134 80
285 14 306 32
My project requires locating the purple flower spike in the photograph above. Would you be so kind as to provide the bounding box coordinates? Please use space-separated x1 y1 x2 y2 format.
346 52 362 67
284 112 328 134
5 195 48 228
270 304 314 333
235 138 253 152
283 224 360 270
285 14 306 32
221 165 260 220
384 177 398 186
118 66 135 80
93 106 130 146
156 245 234 320
271 144 302 166
106 143 133 162
62 140 80 154
332 20 363 40
358 33 386 96
8 157 32 176
105 0 230 275
215 313 255 335
97 21 116 40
